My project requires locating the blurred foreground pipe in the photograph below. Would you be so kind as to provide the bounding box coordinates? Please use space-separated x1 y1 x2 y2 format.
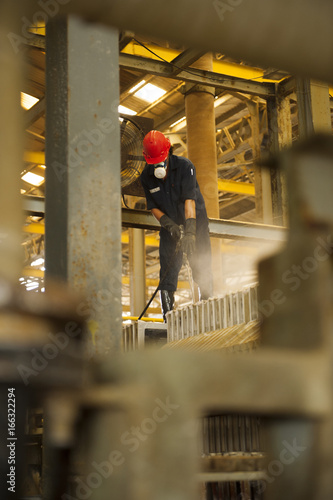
0 1 24 283
24 0 333 84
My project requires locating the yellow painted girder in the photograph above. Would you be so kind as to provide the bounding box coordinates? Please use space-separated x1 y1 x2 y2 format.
123 316 164 322
22 267 190 289
122 305 161 314
22 267 44 278
121 41 278 83
22 223 160 246
22 159 255 197
218 178 255 196
122 275 189 289
24 150 45 164
23 223 45 234
22 225 256 254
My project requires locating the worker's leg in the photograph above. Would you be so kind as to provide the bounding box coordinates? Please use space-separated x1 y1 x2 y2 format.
159 290 174 322
159 229 182 320
189 218 213 300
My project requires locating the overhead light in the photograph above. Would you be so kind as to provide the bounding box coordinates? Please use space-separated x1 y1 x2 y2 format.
21 171 44 186
31 258 44 267
170 116 186 128
214 94 231 108
39 164 46 169
21 92 39 110
26 283 39 291
118 105 137 116
129 80 146 93
170 117 187 132
134 83 166 103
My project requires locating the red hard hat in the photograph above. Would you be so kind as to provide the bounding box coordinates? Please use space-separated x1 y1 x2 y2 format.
143 130 171 164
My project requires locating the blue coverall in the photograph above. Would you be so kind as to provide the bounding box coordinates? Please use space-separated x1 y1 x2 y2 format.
140 154 213 298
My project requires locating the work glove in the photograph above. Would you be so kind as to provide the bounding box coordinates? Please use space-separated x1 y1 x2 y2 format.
181 218 196 257
160 214 181 241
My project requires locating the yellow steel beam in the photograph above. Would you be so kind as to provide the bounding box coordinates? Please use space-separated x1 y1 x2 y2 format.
22 225 256 254
218 179 255 196
123 316 164 322
122 275 189 289
22 223 160 246
22 267 190 289
122 305 161 314
121 41 277 83
23 223 44 234
22 267 44 278
24 150 45 164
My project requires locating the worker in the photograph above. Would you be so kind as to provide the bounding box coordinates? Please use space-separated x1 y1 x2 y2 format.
140 130 213 321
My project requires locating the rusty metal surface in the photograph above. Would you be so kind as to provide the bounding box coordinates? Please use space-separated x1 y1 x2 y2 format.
45 17 122 355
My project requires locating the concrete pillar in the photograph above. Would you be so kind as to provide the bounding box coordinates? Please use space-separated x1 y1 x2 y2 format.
45 17 122 355
129 227 146 316
184 53 221 295
296 78 332 138
185 54 219 218
126 197 146 317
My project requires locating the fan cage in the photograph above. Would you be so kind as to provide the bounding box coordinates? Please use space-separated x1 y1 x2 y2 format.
120 114 146 188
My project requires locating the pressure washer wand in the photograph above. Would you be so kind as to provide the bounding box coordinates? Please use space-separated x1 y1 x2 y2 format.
138 225 195 320
138 229 183 320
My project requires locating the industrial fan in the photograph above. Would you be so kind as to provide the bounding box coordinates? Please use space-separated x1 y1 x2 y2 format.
120 114 148 188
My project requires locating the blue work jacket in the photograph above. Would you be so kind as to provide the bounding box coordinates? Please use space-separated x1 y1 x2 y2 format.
140 154 208 226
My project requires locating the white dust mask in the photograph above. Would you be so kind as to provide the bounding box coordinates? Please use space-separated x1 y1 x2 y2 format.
154 161 167 179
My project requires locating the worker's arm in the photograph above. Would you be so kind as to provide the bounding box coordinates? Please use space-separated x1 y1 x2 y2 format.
184 199 196 220
151 207 165 222
152 208 181 241
182 199 196 257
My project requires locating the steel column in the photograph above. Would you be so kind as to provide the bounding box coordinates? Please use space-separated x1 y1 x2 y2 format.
297 79 331 138
45 17 122 354
296 79 315 138
265 95 291 226
45 19 68 281
248 100 273 224
309 80 331 133
275 93 292 225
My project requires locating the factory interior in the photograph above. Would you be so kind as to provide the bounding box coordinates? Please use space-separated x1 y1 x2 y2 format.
1 1 333 499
